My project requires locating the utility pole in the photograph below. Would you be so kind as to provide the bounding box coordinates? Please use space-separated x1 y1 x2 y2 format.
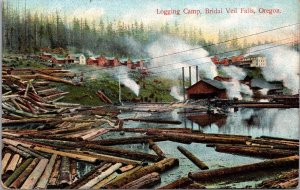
196 65 199 82
182 67 186 101
189 66 192 87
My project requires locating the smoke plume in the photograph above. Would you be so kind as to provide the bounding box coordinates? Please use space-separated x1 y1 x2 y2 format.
114 66 140 96
247 44 299 94
170 86 184 101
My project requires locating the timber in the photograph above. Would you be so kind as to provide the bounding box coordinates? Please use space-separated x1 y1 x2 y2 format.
5 154 21 174
158 177 193 189
35 154 58 189
47 157 61 188
92 136 167 146
177 146 209 170
58 156 72 187
2 153 12 173
106 158 179 188
120 172 161 189
189 155 299 181
148 139 166 158
123 118 182 125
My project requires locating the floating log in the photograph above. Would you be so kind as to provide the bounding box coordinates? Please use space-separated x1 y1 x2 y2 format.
259 136 298 142
111 127 192 133
177 146 209 170
276 177 298 188
117 165 135 173
70 159 77 181
148 140 166 158
256 169 298 188
215 145 298 158
2 153 12 174
3 158 33 187
35 154 57 189
106 158 179 189
33 146 99 163
82 143 161 162
47 157 61 188
65 162 109 189
91 172 117 189
79 163 123 189
21 158 49 189
120 172 161 189
92 136 167 146
9 158 40 188
79 128 109 141
189 155 299 181
5 154 21 174
123 118 182 125
158 177 193 189
58 156 72 187
187 182 206 189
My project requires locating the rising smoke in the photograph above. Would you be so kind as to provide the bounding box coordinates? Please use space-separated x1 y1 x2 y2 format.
170 86 184 101
246 44 299 94
220 65 253 99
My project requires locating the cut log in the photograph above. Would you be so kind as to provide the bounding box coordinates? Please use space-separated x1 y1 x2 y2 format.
35 154 57 189
92 136 167 146
16 145 47 159
2 153 12 174
276 178 298 188
9 158 40 189
189 155 299 181
7 145 31 158
33 146 99 163
64 162 108 189
79 163 123 189
215 144 298 158
3 158 33 187
91 172 117 189
148 140 166 158
5 154 21 174
58 156 72 187
47 157 61 188
120 172 161 189
106 158 179 189
123 118 182 125
117 165 135 173
20 158 49 189
177 146 209 170
158 177 193 189
70 159 77 181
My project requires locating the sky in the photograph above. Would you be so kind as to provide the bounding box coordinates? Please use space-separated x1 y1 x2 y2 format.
5 0 300 41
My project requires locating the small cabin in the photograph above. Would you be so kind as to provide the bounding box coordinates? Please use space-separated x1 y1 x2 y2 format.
187 79 227 99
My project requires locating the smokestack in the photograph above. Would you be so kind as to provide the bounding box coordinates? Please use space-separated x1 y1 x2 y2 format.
182 67 185 100
189 66 192 87
196 66 199 82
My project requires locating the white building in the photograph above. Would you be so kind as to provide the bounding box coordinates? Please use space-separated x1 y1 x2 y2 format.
242 54 266 68
66 54 86 65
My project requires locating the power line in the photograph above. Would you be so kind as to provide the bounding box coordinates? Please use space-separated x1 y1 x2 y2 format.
81 23 299 73
85 39 297 81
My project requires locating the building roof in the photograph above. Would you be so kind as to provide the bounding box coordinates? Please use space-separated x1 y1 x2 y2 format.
187 79 226 90
251 78 282 90
244 54 265 59
42 52 52 56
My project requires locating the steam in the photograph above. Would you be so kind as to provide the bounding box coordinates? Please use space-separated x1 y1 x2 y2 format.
115 66 140 96
170 86 184 101
247 44 299 94
146 35 218 83
220 65 253 100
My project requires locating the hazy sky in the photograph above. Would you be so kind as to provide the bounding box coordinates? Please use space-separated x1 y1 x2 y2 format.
6 0 299 40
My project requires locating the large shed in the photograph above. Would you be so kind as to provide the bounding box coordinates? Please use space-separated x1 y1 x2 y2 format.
186 79 227 99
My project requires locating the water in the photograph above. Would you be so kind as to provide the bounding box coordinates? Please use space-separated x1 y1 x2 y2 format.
82 107 299 188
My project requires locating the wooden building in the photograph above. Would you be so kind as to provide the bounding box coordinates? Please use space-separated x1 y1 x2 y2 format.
187 79 227 99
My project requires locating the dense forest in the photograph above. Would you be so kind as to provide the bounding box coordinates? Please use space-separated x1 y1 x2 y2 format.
2 1 299 58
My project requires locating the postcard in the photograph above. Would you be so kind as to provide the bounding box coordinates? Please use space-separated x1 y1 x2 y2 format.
1 0 299 189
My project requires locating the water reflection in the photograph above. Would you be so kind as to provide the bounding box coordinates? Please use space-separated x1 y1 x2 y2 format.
187 108 299 139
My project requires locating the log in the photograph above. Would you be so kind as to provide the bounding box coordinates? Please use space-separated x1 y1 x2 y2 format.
158 177 193 189
215 145 298 158
3 158 33 187
16 145 47 159
58 156 72 187
5 154 21 174
79 128 109 141
148 140 166 158
177 146 209 170
35 154 57 189
91 136 167 146
189 155 299 182
9 158 40 189
70 159 77 181
82 143 161 162
120 172 161 189
259 136 298 142
47 157 61 188
2 153 12 174
256 169 298 188
79 163 123 189
117 165 135 173
20 158 49 189
276 178 298 188
106 158 179 189
123 118 182 125
64 162 108 189
33 146 99 163
91 172 117 189
7 145 31 158
187 182 206 189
